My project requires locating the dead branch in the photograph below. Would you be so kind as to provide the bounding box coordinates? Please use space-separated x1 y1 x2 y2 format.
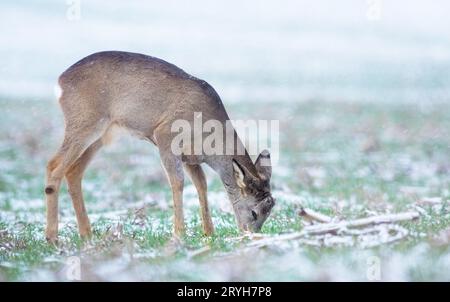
244 211 419 249
302 211 419 235
228 232 270 243
358 225 409 248
247 232 304 248
298 207 333 224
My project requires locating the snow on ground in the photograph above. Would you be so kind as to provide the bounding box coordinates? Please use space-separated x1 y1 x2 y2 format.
1 1 450 281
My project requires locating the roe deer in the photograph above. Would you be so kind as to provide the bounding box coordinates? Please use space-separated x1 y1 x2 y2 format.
45 51 275 242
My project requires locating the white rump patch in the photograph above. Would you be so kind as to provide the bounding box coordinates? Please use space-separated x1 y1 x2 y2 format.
53 83 62 100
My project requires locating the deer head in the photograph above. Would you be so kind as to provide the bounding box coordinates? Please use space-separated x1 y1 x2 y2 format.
231 150 275 232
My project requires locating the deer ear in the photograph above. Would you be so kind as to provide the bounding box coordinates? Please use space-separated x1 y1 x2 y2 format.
255 150 272 180
232 159 246 189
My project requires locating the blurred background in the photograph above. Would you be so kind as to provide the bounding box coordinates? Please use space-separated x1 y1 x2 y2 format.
1 0 450 104
1 0 450 281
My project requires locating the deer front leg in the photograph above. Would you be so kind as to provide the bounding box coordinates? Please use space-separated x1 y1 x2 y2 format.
184 163 214 236
158 146 185 237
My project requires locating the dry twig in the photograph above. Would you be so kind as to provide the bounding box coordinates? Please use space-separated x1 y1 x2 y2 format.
298 207 333 224
245 211 419 249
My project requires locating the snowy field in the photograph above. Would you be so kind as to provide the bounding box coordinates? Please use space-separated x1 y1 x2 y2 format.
1 0 450 281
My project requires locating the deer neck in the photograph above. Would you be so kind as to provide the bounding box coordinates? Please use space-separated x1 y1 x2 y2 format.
206 152 256 207
200 122 257 201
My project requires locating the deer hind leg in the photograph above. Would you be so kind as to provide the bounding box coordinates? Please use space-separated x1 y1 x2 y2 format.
45 152 64 242
184 164 214 236
154 131 185 237
45 121 108 242
65 139 103 239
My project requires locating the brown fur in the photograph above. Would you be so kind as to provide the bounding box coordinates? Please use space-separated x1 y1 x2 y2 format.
45 51 274 242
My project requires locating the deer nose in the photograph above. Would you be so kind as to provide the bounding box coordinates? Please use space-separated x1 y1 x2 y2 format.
246 220 262 233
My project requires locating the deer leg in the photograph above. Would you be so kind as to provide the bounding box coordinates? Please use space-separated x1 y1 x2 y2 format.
45 122 107 242
158 145 185 236
184 164 214 236
45 140 87 242
45 152 64 243
65 139 103 239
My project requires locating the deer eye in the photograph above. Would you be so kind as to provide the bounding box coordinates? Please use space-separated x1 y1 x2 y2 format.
251 210 258 220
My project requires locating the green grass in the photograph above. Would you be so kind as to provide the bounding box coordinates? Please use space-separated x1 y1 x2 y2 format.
0 98 450 281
